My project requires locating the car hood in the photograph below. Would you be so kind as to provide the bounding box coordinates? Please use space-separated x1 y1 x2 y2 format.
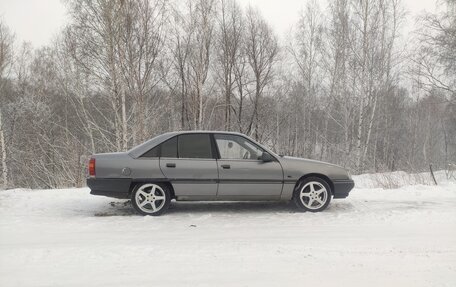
281 156 344 168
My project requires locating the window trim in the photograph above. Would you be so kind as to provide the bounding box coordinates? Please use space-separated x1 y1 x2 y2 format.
138 132 277 161
210 133 221 159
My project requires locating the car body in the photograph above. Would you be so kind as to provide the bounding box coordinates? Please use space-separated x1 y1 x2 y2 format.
87 131 354 215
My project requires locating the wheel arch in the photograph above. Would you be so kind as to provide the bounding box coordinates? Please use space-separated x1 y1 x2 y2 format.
294 173 334 195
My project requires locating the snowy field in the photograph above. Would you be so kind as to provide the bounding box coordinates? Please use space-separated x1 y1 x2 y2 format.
1 172 455 287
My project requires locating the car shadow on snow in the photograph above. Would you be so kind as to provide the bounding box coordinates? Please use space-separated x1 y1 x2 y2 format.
166 200 359 215
167 201 294 215
94 201 136 216
93 200 357 216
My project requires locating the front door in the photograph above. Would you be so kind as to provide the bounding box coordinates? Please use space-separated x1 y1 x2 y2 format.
214 134 283 200
159 134 218 200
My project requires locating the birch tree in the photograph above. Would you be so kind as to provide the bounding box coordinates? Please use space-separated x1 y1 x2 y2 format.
117 0 168 144
412 0 456 168
0 0 454 189
350 0 402 172
326 0 353 165
413 0 455 100
0 21 14 189
67 0 128 150
244 7 278 139
289 0 325 157
168 7 192 129
216 0 243 131
187 0 216 129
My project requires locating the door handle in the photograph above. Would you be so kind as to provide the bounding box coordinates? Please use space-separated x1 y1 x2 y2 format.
166 163 176 168
221 164 230 169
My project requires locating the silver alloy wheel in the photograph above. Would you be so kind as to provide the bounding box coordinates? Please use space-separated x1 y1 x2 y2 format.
300 181 328 210
135 184 166 214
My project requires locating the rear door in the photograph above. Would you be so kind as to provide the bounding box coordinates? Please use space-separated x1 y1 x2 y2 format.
159 134 218 200
214 134 283 200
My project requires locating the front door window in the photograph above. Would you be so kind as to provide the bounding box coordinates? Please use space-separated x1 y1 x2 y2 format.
214 134 263 160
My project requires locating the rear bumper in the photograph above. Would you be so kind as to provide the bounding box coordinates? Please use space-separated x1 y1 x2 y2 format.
87 178 131 199
332 179 355 198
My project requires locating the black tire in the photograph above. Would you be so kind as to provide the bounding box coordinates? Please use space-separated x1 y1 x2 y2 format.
293 176 332 212
131 183 171 216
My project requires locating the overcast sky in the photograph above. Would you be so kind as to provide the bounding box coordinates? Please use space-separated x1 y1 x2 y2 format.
0 0 438 48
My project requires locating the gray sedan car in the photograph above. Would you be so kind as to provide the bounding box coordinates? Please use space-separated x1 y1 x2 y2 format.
87 131 354 215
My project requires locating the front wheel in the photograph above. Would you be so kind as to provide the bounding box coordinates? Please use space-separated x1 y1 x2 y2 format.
131 183 171 216
293 177 332 212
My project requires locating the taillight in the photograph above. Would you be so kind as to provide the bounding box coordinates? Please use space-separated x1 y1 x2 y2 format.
88 158 96 176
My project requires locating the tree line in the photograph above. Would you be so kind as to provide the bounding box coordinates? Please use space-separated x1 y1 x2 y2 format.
0 0 455 189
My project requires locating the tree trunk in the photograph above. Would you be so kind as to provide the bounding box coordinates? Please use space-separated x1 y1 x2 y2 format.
121 89 128 150
0 110 8 189
356 96 365 172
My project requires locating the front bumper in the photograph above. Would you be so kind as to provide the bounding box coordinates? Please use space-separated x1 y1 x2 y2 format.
87 178 131 199
332 179 355 198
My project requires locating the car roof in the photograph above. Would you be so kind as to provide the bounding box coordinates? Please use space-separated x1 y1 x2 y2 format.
170 130 247 136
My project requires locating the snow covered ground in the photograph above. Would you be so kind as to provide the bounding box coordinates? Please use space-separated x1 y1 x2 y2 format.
1 172 455 287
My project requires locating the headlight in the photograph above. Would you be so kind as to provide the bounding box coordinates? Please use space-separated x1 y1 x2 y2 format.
346 169 352 179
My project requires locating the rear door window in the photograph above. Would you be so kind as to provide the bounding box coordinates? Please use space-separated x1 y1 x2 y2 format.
141 136 177 158
141 146 159 158
178 134 213 159
160 137 178 158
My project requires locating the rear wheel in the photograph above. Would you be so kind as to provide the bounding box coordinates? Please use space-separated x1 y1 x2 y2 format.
131 183 171 216
293 177 332 212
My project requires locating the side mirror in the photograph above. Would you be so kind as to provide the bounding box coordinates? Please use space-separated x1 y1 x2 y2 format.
261 152 275 162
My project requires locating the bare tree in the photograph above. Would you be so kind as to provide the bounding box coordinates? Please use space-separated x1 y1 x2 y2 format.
167 4 194 130
117 0 168 144
0 21 14 189
411 0 456 168
66 0 128 150
326 0 353 165
289 0 325 157
186 0 216 129
349 0 403 172
216 0 243 131
413 0 456 100
244 7 278 139
0 0 454 189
